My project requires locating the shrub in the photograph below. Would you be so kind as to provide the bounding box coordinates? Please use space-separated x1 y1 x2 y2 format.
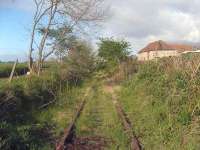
0 74 59 149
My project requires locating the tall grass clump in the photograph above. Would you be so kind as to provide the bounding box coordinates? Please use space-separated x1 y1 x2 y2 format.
119 55 200 149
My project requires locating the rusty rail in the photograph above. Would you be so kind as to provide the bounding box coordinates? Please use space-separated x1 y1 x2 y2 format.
111 95 142 150
56 88 90 150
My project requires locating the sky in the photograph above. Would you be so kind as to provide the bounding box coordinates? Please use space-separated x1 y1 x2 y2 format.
0 0 33 61
1 0 200 61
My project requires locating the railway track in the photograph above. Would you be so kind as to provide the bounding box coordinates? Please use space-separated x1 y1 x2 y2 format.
56 87 109 150
56 84 142 150
56 88 90 150
111 95 142 150
104 85 142 150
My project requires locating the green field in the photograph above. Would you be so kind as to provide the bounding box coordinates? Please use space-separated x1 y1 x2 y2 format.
0 63 28 78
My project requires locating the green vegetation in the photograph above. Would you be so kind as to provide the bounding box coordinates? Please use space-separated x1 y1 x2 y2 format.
0 68 93 149
0 40 96 149
0 74 59 150
98 38 131 68
2 36 200 150
0 68 76 148
0 63 28 78
76 82 129 149
118 57 200 149
62 40 95 85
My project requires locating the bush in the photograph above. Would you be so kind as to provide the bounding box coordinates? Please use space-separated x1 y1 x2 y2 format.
0 73 59 149
60 41 95 85
0 122 54 150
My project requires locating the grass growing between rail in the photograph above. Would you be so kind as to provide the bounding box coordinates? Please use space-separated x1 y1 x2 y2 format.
118 58 200 150
76 82 129 150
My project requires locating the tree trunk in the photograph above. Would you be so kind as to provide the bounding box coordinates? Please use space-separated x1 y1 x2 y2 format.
37 2 58 75
28 22 37 73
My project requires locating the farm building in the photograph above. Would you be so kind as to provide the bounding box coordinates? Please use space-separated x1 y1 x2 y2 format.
137 40 194 61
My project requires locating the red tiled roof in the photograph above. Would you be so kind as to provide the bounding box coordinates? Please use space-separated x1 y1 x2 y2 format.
170 44 193 52
139 40 193 53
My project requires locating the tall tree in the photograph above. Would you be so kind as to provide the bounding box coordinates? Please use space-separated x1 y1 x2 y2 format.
28 0 105 75
62 40 95 85
98 38 131 65
38 26 76 62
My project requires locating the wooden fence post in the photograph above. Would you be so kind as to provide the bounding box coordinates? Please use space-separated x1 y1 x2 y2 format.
8 59 18 83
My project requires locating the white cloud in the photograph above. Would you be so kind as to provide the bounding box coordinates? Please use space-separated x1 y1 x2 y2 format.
102 0 200 52
1 0 200 53
0 0 34 11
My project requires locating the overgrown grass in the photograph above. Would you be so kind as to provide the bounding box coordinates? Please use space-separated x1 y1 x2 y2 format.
0 51 97 149
0 66 89 149
118 57 200 149
36 83 88 137
0 72 61 149
3 54 200 149
76 82 129 150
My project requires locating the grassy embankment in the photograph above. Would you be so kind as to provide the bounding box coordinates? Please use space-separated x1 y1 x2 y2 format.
117 55 200 150
0 64 90 150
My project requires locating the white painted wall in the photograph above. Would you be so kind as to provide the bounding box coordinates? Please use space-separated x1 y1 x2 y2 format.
137 50 180 61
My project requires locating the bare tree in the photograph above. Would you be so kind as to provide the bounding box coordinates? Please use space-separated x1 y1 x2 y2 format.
28 0 105 75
